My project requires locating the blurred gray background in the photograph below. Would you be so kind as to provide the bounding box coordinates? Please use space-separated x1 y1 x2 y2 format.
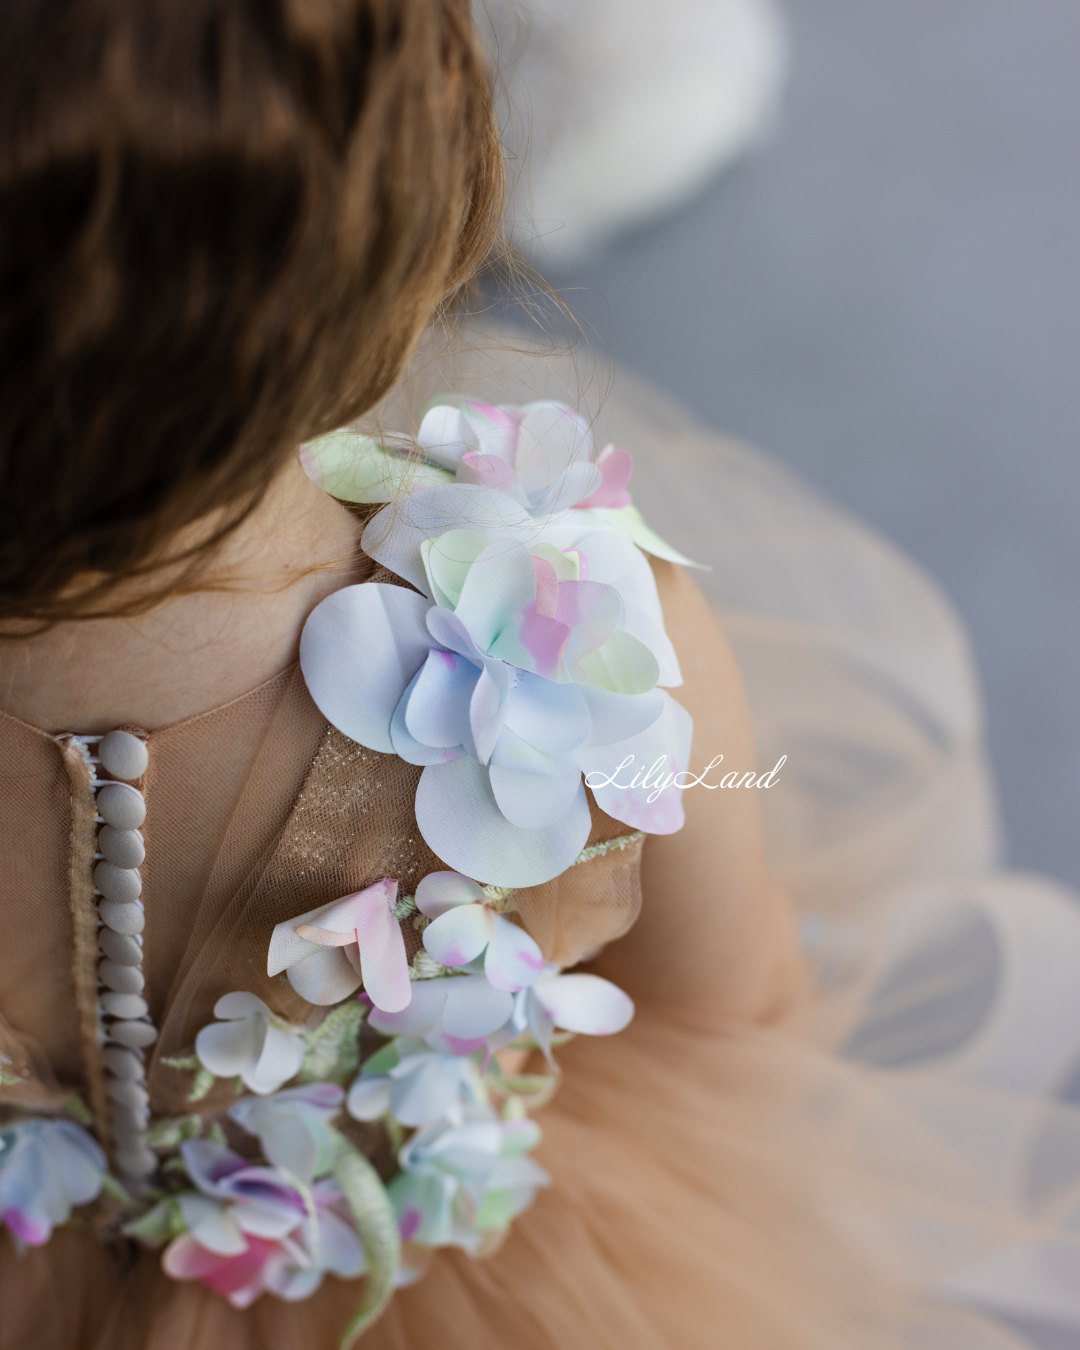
522 0 1080 893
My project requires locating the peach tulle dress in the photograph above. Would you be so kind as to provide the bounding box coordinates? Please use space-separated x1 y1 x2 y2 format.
4 332 1080 1350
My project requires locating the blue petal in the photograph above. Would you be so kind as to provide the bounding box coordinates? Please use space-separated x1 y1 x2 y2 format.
415 758 591 887
301 584 432 755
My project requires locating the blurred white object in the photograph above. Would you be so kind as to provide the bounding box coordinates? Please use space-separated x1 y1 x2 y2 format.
481 0 787 265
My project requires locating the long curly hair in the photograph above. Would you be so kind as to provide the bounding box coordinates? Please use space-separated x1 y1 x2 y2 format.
0 0 504 621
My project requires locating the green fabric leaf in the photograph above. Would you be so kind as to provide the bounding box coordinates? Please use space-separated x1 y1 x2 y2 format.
332 1131 401 1347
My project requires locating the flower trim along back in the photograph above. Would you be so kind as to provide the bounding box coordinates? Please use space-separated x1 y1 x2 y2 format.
1 868 633 1346
299 397 696 887
0 399 682 1344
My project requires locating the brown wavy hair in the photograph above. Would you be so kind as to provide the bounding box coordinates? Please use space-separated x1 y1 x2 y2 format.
0 0 503 622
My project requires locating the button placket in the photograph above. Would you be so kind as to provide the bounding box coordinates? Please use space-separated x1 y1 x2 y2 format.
73 730 159 1183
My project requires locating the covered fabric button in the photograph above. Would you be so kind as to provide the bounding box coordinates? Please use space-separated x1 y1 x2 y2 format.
103 1047 144 1080
99 930 142 965
100 901 144 935
94 861 141 904
98 730 149 781
106 1078 150 1109
96 782 146 830
114 1145 157 1178
98 960 145 994
101 992 148 1019
110 1020 157 1049
111 1104 150 1141
98 826 145 869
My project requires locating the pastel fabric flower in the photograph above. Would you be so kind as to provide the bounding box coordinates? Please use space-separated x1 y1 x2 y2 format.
266 879 410 1010
388 1106 550 1252
300 399 700 566
346 1040 482 1128
301 477 693 886
367 976 515 1055
416 871 543 993
0 1118 105 1246
229 1083 344 1186
161 1141 363 1307
488 967 636 1063
195 993 304 1095
417 400 603 516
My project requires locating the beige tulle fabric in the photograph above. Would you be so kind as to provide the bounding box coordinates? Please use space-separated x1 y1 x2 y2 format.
4 331 1080 1349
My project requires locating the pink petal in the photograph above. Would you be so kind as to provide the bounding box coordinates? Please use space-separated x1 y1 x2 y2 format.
577 445 634 509
351 881 411 1013
422 905 492 968
532 973 634 1036
512 607 571 682
2 1206 50 1246
555 580 622 660
532 556 560 618
414 871 487 919
457 452 521 495
294 925 355 948
164 1233 280 1302
483 915 544 993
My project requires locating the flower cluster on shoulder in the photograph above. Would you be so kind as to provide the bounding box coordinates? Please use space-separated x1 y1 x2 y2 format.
299 398 696 888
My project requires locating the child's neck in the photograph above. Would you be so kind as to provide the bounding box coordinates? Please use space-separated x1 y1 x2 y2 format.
0 458 364 733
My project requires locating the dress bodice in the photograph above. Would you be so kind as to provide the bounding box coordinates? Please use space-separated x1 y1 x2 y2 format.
0 661 642 1132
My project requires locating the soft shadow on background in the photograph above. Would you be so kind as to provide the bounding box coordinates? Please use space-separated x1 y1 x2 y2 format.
495 0 1080 892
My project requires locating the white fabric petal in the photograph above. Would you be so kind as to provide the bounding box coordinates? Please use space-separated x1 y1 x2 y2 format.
232 1196 304 1240
442 975 515 1039
416 403 477 467
389 1058 471 1127
572 628 660 696
367 978 450 1038
452 541 537 657
405 649 478 750
316 1207 366 1277
532 973 634 1036
214 991 270 1020
391 667 463 766
362 484 532 595
504 675 591 753
47 1122 106 1204
484 915 545 993
571 529 682 686
266 914 323 977
346 1075 394 1121
301 583 433 754
285 946 361 1006
177 1194 247 1256
469 660 512 766
246 1023 304 1095
579 687 665 750
195 1017 262 1079
580 690 694 834
415 757 591 887
420 529 490 608
415 870 487 919
488 759 585 830
514 403 593 500
246 1108 319 1185
533 460 603 515
422 905 493 968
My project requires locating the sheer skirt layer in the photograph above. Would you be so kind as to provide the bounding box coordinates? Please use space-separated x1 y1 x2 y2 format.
3 332 1079 1349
